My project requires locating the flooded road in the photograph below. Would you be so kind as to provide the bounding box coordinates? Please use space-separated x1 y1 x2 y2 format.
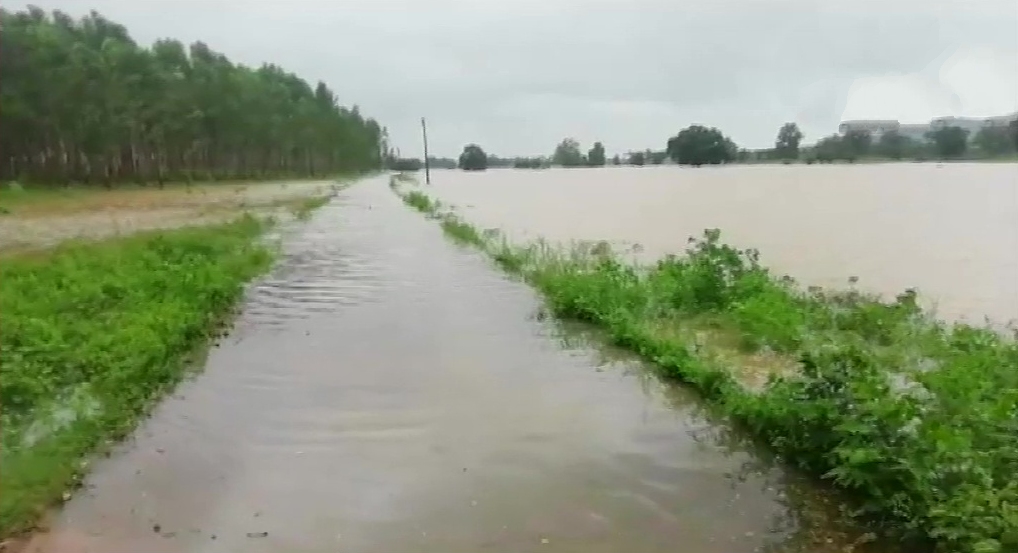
424 163 1018 325
27 176 885 553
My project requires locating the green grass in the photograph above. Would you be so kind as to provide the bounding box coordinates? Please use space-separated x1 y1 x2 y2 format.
402 190 439 214
0 215 275 537
390 177 1018 553
0 180 246 215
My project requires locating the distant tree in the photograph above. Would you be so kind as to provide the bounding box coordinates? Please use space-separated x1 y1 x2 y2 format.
552 138 585 167
723 139 739 161
774 122 804 160
875 130 909 160
841 130 872 160
512 157 545 169
587 142 607 166
814 134 844 163
927 126 969 159
666 125 736 166
648 150 668 165
458 144 488 171
611 154 621 165
389 158 423 171
627 151 646 166
1010 119 1018 151
427 157 458 169
483 154 504 168
973 126 1014 157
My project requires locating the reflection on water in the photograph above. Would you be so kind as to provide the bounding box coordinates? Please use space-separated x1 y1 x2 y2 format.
426 163 1018 326
28 176 895 553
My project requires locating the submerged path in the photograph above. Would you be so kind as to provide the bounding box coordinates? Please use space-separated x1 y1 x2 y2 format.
27 176 873 553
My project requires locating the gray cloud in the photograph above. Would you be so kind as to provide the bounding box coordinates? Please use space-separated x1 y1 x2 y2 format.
13 0 1018 156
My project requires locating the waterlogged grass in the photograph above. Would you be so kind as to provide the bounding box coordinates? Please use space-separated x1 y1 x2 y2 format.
391 178 1018 553
0 215 275 537
290 195 331 220
402 189 440 214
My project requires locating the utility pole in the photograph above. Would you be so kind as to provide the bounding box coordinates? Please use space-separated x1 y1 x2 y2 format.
421 117 431 185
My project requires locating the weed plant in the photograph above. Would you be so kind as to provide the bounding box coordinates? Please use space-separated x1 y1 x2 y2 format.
391 177 1018 553
402 190 438 213
0 215 274 536
290 195 331 220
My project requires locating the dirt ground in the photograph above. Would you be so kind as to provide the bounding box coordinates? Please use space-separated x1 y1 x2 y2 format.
0 180 341 252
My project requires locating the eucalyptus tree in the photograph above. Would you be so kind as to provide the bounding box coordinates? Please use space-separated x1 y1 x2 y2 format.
0 7 384 185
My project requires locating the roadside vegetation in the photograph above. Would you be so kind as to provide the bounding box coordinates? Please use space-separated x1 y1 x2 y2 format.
0 175 338 541
391 177 1018 553
288 193 334 221
0 217 275 537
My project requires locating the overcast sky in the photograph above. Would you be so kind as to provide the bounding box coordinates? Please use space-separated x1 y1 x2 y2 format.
14 0 1018 157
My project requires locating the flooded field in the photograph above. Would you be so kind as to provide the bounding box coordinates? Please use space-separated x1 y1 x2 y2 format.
0 180 338 252
21 176 890 553
423 163 1018 326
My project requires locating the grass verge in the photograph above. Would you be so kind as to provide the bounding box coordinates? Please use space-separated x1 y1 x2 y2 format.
0 215 275 538
390 177 1018 553
0 175 362 218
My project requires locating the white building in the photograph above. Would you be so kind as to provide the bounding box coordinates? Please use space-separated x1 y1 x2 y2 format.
839 112 1017 140
838 120 899 139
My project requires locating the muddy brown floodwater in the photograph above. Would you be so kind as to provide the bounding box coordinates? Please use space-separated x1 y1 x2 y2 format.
425 163 1018 326
26 175 893 553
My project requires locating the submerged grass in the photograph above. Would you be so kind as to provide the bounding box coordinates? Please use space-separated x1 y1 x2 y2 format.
402 189 439 214
289 195 331 220
391 177 1018 553
0 215 275 537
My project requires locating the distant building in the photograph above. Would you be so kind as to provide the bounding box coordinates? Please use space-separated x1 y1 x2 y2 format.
897 123 932 141
981 112 1018 129
839 112 1018 141
930 116 986 135
838 120 899 138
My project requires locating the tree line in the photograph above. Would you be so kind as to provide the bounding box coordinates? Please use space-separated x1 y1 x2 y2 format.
756 119 1018 164
431 129 734 171
435 117 1018 172
802 122 1018 163
0 7 386 186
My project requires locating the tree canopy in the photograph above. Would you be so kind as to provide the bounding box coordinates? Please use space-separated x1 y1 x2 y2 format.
458 144 488 171
841 130 873 161
0 7 384 186
775 123 804 160
587 142 606 167
666 125 736 166
389 158 423 172
552 138 585 167
875 130 910 160
973 126 1014 157
927 126 969 159
627 151 646 166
